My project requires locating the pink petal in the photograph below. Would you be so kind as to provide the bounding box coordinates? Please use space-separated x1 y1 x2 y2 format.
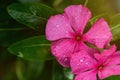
83 18 112 48
46 14 74 41
94 45 116 63
75 42 98 55
64 5 91 34
106 51 120 66
70 50 97 74
107 56 120 66
98 65 120 79
51 39 76 67
101 45 116 57
75 70 97 80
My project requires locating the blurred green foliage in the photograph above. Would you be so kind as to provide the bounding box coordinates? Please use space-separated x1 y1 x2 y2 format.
8 36 52 61
7 3 57 31
0 0 120 80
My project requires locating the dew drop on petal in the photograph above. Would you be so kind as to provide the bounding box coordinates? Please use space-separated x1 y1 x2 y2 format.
80 59 84 62
66 24 69 26
77 63 80 66
56 25 59 27
66 31 68 33
55 33 58 35
56 45 59 48
75 17 78 20
80 57 85 63
62 55 69 63
63 55 66 57
116 51 120 56
18 51 24 58
64 57 68 62
66 34 69 36
53 50 56 53
53 47 57 53
85 62 90 66
65 31 68 36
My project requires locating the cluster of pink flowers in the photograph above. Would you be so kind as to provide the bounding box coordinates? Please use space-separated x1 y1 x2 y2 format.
46 5 120 80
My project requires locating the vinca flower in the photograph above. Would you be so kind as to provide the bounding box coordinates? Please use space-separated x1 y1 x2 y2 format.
71 45 120 80
46 5 112 67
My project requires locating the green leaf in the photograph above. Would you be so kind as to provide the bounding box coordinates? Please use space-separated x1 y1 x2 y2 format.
39 61 53 80
110 13 120 27
111 24 120 41
52 61 74 80
7 3 57 31
105 76 120 80
63 68 74 80
16 60 45 80
89 13 109 25
52 61 67 80
0 28 25 31
110 13 120 41
88 0 114 16
8 35 52 61
18 0 40 3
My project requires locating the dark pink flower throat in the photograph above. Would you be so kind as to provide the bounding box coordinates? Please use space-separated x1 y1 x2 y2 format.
75 35 82 41
97 65 104 70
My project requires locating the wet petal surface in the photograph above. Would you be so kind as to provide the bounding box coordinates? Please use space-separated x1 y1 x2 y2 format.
83 18 112 48
46 14 74 41
75 70 97 80
70 50 97 74
51 39 76 67
64 5 91 34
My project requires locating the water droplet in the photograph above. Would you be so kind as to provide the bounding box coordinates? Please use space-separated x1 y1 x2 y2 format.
54 48 58 52
85 62 89 65
66 34 69 36
56 45 59 48
75 17 78 20
63 55 69 62
63 55 66 57
116 51 120 55
80 59 84 62
18 51 23 58
66 31 68 33
66 24 69 26
80 57 85 63
64 57 68 62
56 25 59 27
53 47 57 53
77 63 80 66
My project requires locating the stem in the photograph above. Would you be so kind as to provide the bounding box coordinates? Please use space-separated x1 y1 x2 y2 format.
0 28 26 31
97 74 101 80
16 60 25 80
84 0 88 6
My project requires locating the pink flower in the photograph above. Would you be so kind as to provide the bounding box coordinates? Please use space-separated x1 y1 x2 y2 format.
71 45 120 80
46 5 112 67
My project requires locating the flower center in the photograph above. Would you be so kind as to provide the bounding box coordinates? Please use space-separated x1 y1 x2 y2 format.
75 35 81 41
98 65 104 70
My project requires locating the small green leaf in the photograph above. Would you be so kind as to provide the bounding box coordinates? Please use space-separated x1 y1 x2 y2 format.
18 0 40 3
89 14 107 24
7 3 57 31
16 60 45 80
110 13 120 41
63 68 74 80
0 28 25 31
39 61 53 80
111 24 120 41
105 76 120 80
110 13 120 27
8 35 52 61
52 61 67 80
